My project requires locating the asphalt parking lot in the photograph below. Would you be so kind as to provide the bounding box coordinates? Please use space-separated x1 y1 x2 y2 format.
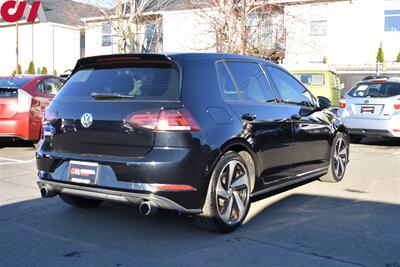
0 139 399 267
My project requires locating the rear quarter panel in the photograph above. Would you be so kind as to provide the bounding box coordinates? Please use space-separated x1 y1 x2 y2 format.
180 57 246 198
22 77 54 140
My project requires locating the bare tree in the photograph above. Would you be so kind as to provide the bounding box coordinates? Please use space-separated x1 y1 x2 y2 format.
89 0 173 53
192 0 286 61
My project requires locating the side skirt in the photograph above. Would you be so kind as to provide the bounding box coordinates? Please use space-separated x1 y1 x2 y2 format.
251 167 328 198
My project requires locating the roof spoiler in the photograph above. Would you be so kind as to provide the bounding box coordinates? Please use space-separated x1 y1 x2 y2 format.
362 75 390 81
71 54 175 75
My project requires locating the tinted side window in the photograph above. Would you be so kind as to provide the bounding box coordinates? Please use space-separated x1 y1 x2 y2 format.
216 62 240 101
226 62 275 103
39 78 58 95
264 66 315 106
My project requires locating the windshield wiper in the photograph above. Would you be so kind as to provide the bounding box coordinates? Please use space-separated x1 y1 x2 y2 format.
91 92 136 100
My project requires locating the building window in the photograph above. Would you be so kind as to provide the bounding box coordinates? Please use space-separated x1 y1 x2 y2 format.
141 23 156 52
384 10 400 32
102 23 112 47
248 13 275 47
80 31 85 58
310 20 327 36
247 11 285 49
139 19 163 52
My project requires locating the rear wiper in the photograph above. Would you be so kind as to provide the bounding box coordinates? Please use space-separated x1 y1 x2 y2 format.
91 92 136 100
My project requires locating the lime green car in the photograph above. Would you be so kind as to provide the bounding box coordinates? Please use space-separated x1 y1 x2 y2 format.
291 70 343 107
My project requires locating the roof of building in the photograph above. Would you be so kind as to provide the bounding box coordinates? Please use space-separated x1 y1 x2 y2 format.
102 0 196 16
40 0 103 26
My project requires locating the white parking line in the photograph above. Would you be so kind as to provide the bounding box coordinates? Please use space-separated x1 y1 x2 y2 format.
0 158 35 165
0 157 26 163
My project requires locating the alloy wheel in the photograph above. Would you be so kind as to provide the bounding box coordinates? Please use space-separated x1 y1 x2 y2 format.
333 137 348 179
215 160 250 225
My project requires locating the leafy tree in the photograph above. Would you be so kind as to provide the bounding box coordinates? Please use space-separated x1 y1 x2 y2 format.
322 56 328 64
12 65 22 75
27 61 36 75
396 52 400 63
53 69 58 76
376 42 385 63
41 67 48 74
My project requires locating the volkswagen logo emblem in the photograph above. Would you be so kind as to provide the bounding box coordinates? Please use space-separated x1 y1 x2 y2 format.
81 113 93 128
364 100 370 104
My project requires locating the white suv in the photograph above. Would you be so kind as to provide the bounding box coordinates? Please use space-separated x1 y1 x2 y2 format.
338 78 400 143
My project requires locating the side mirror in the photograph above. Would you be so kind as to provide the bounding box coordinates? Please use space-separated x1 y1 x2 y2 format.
317 96 331 110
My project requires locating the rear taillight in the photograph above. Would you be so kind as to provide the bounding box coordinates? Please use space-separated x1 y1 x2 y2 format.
339 99 346 109
126 109 201 132
17 89 32 112
394 104 400 110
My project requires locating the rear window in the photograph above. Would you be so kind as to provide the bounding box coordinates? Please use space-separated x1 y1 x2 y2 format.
0 88 18 98
57 66 180 101
0 78 31 89
348 82 400 98
293 73 325 86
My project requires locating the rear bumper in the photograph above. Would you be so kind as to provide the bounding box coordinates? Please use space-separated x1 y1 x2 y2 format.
37 180 201 214
36 146 218 212
347 128 396 137
0 113 37 140
341 115 400 138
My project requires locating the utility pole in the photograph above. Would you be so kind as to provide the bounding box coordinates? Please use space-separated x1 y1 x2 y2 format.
15 0 20 73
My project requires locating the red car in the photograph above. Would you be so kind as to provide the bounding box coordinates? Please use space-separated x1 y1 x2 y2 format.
0 75 63 146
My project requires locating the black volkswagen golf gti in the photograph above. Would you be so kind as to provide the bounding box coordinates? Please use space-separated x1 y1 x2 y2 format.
37 53 349 233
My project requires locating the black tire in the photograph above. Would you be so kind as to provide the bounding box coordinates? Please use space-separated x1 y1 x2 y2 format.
319 132 349 183
194 151 251 233
349 135 363 144
33 140 41 150
59 194 103 208
0 140 8 148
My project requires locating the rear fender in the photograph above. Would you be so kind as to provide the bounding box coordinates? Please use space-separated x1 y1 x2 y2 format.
200 138 259 203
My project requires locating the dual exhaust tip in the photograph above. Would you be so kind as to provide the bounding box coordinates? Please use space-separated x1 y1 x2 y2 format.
40 185 158 216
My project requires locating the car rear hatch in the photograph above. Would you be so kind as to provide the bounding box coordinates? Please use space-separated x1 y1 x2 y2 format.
44 55 182 158
344 81 400 119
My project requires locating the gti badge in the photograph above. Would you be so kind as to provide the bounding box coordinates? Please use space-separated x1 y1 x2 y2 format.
81 113 93 128
364 100 370 104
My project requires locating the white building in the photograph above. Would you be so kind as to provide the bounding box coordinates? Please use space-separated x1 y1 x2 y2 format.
82 0 400 68
0 0 101 75
2 0 397 75
283 0 400 67
82 1 217 57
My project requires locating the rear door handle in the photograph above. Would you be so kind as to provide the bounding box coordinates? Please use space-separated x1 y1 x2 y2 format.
291 114 301 121
241 113 257 121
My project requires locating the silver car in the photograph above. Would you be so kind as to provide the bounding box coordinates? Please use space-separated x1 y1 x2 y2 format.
338 78 400 142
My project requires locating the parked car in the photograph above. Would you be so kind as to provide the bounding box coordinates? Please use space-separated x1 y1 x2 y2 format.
60 69 72 79
338 77 400 143
0 75 64 146
362 75 389 81
37 53 349 233
288 66 344 107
